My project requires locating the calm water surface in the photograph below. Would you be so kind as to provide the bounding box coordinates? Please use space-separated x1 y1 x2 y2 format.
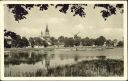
4 47 123 76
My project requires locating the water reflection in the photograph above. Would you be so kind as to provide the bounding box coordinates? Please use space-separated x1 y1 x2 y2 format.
5 50 98 68
4 48 123 76
5 50 55 66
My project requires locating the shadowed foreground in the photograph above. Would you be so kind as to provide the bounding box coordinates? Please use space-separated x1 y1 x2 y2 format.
5 59 123 77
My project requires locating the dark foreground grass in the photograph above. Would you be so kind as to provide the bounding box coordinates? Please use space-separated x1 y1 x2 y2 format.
5 59 123 77
46 59 123 77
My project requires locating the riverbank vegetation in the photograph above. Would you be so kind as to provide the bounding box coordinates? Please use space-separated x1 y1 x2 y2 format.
5 58 123 77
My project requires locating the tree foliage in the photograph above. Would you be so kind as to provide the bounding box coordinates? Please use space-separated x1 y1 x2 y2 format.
81 37 95 46
33 37 44 46
117 41 123 47
64 37 74 47
7 4 123 22
4 30 29 48
29 37 35 48
21 37 30 47
94 4 123 20
58 36 65 44
50 37 58 45
95 36 106 46
4 30 123 48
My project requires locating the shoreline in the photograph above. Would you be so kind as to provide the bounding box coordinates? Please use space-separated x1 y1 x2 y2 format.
4 46 123 51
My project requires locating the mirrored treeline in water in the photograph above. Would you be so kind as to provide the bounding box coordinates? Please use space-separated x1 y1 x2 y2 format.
4 47 123 77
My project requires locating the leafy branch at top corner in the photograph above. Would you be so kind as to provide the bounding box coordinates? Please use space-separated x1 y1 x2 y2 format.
55 4 87 17
7 4 49 22
7 4 123 22
7 4 87 22
94 4 123 21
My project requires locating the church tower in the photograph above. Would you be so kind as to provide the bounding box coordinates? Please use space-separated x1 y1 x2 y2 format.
45 24 50 37
44 24 50 41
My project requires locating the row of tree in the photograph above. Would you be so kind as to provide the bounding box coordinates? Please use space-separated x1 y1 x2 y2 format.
58 36 123 47
4 30 123 48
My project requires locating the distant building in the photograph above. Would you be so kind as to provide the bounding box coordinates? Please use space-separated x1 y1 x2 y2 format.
40 24 51 45
44 24 50 41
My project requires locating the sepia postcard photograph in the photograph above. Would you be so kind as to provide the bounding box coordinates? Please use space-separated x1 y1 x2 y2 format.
0 1 127 80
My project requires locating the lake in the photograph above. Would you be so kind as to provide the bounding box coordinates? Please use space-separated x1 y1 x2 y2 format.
4 47 123 77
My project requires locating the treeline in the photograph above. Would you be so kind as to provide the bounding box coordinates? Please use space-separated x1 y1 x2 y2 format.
58 36 123 47
4 30 123 48
4 30 29 48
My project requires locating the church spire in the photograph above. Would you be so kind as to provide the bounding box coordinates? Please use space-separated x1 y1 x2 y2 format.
45 24 49 32
45 24 50 38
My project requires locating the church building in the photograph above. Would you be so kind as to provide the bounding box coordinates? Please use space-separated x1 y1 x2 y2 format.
40 25 51 45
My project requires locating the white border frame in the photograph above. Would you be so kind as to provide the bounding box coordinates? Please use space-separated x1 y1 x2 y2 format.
0 1 127 80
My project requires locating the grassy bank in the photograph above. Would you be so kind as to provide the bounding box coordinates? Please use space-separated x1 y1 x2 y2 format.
5 59 123 77
46 59 123 77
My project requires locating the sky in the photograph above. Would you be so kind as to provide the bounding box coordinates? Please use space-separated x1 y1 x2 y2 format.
4 4 123 40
